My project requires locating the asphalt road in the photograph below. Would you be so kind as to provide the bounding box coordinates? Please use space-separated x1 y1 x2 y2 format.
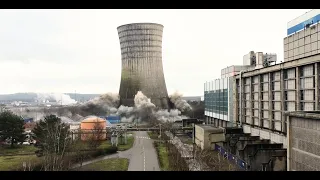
72 131 160 171
127 131 160 171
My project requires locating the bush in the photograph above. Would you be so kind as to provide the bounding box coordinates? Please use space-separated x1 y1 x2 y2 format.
104 146 118 154
20 145 119 171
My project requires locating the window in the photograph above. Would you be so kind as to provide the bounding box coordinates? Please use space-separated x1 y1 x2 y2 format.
300 78 304 89
271 73 275 81
271 82 275 90
284 102 288 111
300 90 304 101
284 81 288 89
272 92 275 100
300 102 304 110
284 91 288 100
272 102 275 109
272 112 275 119
299 67 304 77
284 70 288 79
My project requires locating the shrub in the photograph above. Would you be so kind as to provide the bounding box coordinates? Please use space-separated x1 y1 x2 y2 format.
104 146 118 154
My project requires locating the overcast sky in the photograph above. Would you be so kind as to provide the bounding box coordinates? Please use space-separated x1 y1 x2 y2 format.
0 9 310 96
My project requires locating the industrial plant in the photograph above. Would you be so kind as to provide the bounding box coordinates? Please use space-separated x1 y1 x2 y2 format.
2 9 320 172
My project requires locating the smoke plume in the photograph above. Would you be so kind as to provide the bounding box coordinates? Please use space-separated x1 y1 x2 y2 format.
11 91 192 124
169 91 192 112
36 93 77 105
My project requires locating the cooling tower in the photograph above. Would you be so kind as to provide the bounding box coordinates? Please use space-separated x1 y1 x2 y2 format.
117 23 170 109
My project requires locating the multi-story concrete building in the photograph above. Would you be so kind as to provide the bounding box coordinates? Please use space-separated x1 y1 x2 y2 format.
201 9 320 171
233 10 320 148
204 51 276 128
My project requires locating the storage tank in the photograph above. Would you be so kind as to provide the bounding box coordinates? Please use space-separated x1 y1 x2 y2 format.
80 116 107 141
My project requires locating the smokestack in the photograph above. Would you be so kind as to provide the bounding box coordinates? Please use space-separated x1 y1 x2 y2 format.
117 23 170 109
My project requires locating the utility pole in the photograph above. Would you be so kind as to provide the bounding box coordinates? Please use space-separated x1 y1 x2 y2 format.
159 123 162 142
125 126 127 144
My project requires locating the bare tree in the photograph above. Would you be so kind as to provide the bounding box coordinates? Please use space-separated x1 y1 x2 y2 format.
192 146 238 171
33 115 72 171
87 121 105 149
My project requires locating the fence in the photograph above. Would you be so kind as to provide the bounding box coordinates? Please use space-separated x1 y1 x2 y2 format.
214 144 247 170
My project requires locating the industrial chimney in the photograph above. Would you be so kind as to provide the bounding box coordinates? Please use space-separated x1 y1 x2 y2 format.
117 23 170 109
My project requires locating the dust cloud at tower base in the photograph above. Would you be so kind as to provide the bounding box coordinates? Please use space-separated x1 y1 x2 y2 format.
117 23 171 109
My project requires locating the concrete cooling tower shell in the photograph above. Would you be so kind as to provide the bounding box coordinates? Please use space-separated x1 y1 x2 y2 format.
80 116 106 141
117 23 170 109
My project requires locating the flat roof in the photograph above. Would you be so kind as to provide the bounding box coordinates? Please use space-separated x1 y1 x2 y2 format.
235 54 320 79
285 111 320 120
195 124 224 133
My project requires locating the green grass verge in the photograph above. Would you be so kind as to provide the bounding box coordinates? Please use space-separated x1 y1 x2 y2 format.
0 155 41 171
0 134 134 171
0 145 37 155
79 158 129 171
154 142 170 171
147 131 159 140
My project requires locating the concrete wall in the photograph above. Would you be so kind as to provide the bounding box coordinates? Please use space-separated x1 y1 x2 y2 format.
195 125 206 150
209 133 225 145
195 125 225 150
242 124 287 148
287 115 320 171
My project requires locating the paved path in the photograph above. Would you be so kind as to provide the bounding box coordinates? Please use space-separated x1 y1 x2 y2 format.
72 131 160 171
127 131 160 171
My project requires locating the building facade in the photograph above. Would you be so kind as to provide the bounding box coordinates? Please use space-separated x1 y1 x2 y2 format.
201 9 320 171
204 76 234 127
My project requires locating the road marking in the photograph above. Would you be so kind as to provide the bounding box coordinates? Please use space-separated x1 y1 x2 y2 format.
137 136 151 140
143 145 146 171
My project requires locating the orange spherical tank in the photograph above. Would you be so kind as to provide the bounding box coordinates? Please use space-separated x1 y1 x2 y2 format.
80 116 107 141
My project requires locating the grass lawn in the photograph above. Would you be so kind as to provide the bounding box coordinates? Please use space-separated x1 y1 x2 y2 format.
0 155 41 171
79 158 129 171
156 142 170 171
147 131 159 140
0 145 40 171
0 145 37 155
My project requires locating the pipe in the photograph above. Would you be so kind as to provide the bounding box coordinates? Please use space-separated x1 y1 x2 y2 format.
239 71 244 127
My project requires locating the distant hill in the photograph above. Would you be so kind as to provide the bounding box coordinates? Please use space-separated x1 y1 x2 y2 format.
0 93 202 103
182 96 202 101
0 93 100 103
